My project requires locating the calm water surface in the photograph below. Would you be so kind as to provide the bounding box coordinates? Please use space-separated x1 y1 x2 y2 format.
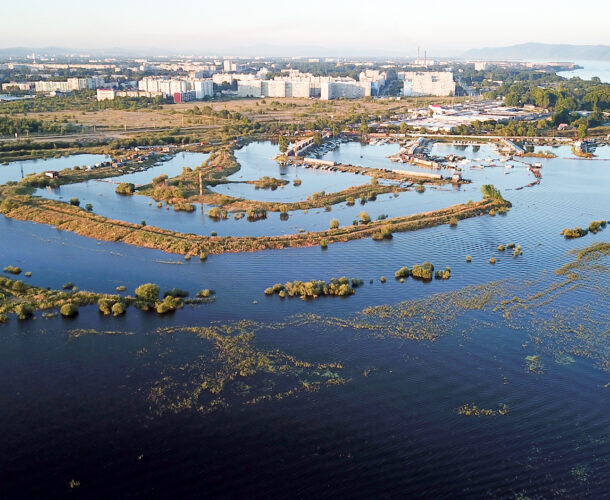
0 154 111 184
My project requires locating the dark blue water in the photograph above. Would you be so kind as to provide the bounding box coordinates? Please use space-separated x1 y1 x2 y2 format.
0 143 609 498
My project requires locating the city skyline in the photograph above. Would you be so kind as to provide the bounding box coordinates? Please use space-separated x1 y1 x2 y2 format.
2 0 610 56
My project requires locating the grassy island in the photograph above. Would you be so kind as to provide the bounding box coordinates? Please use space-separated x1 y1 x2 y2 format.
0 275 215 321
0 190 510 256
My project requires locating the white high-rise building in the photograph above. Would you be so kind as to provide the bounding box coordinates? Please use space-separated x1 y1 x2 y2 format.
400 72 455 97
192 79 214 99
320 80 371 100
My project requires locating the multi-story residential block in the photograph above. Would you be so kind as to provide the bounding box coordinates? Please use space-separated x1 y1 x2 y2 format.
400 72 455 97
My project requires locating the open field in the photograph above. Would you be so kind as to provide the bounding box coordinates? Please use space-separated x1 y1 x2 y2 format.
3 96 467 137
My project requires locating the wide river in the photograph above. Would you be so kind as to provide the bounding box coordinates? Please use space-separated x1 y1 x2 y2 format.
0 141 608 497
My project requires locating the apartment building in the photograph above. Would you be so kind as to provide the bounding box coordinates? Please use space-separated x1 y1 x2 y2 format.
320 80 372 100
400 72 455 97
34 77 107 93
138 77 214 98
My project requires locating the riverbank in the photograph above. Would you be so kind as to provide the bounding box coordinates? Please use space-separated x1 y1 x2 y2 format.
0 194 509 256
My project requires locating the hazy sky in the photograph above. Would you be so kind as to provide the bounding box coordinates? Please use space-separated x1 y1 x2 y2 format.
2 0 609 55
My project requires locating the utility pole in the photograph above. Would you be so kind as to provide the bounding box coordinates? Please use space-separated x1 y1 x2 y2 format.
199 171 204 215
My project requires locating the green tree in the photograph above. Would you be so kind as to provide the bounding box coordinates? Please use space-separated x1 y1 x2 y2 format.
278 135 289 153
399 122 408 135
313 131 323 146
330 218 339 229
135 283 160 303
359 119 369 135
578 123 588 139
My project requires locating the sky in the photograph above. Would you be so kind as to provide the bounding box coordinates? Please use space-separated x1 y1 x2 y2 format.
2 0 609 56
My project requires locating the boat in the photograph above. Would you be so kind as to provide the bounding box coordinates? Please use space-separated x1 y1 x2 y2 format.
505 164 513 169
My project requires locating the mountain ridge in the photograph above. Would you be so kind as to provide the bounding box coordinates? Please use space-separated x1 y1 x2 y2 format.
462 42 610 61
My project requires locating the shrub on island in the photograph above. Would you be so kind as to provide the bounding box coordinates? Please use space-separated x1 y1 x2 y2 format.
60 303 78 317
265 277 356 299
115 183 135 195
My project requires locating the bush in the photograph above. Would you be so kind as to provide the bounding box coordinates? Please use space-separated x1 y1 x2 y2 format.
173 202 195 212
153 174 168 186
60 303 78 317
12 280 26 292
156 302 170 314
98 299 112 315
199 253 207 261
86 203 93 212
63 282 74 290
208 207 222 219
434 267 451 280
330 218 339 229
69 198 80 206
266 277 356 299
15 304 33 320
320 238 328 249
380 276 386 283
3 265 21 275
481 184 503 200
395 267 410 279
197 289 213 298
560 227 587 239
411 262 434 280
112 302 126 316
346 197 355 206
489 258 496 264
380 224 392 239
449 217 458 227
466 255 472 262
498 245 505 251
115 183 135 195
246 207 267 220
293 178 302 186
135 283 160 303
359 211 371 224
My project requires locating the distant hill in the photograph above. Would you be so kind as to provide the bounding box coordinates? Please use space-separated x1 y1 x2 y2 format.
462 43 610 62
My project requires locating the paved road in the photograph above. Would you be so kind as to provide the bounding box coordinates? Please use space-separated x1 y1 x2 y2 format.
0 124 219 144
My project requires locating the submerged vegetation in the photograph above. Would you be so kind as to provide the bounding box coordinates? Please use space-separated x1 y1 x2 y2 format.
394 263 451 281
0 276 214 321
560 220 606 239
250 176 289 190
265 277 358 299
456 404 509 416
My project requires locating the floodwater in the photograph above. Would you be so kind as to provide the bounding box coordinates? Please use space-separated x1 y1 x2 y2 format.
0 153 111 184
0 141 609 498
32 142 542 237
